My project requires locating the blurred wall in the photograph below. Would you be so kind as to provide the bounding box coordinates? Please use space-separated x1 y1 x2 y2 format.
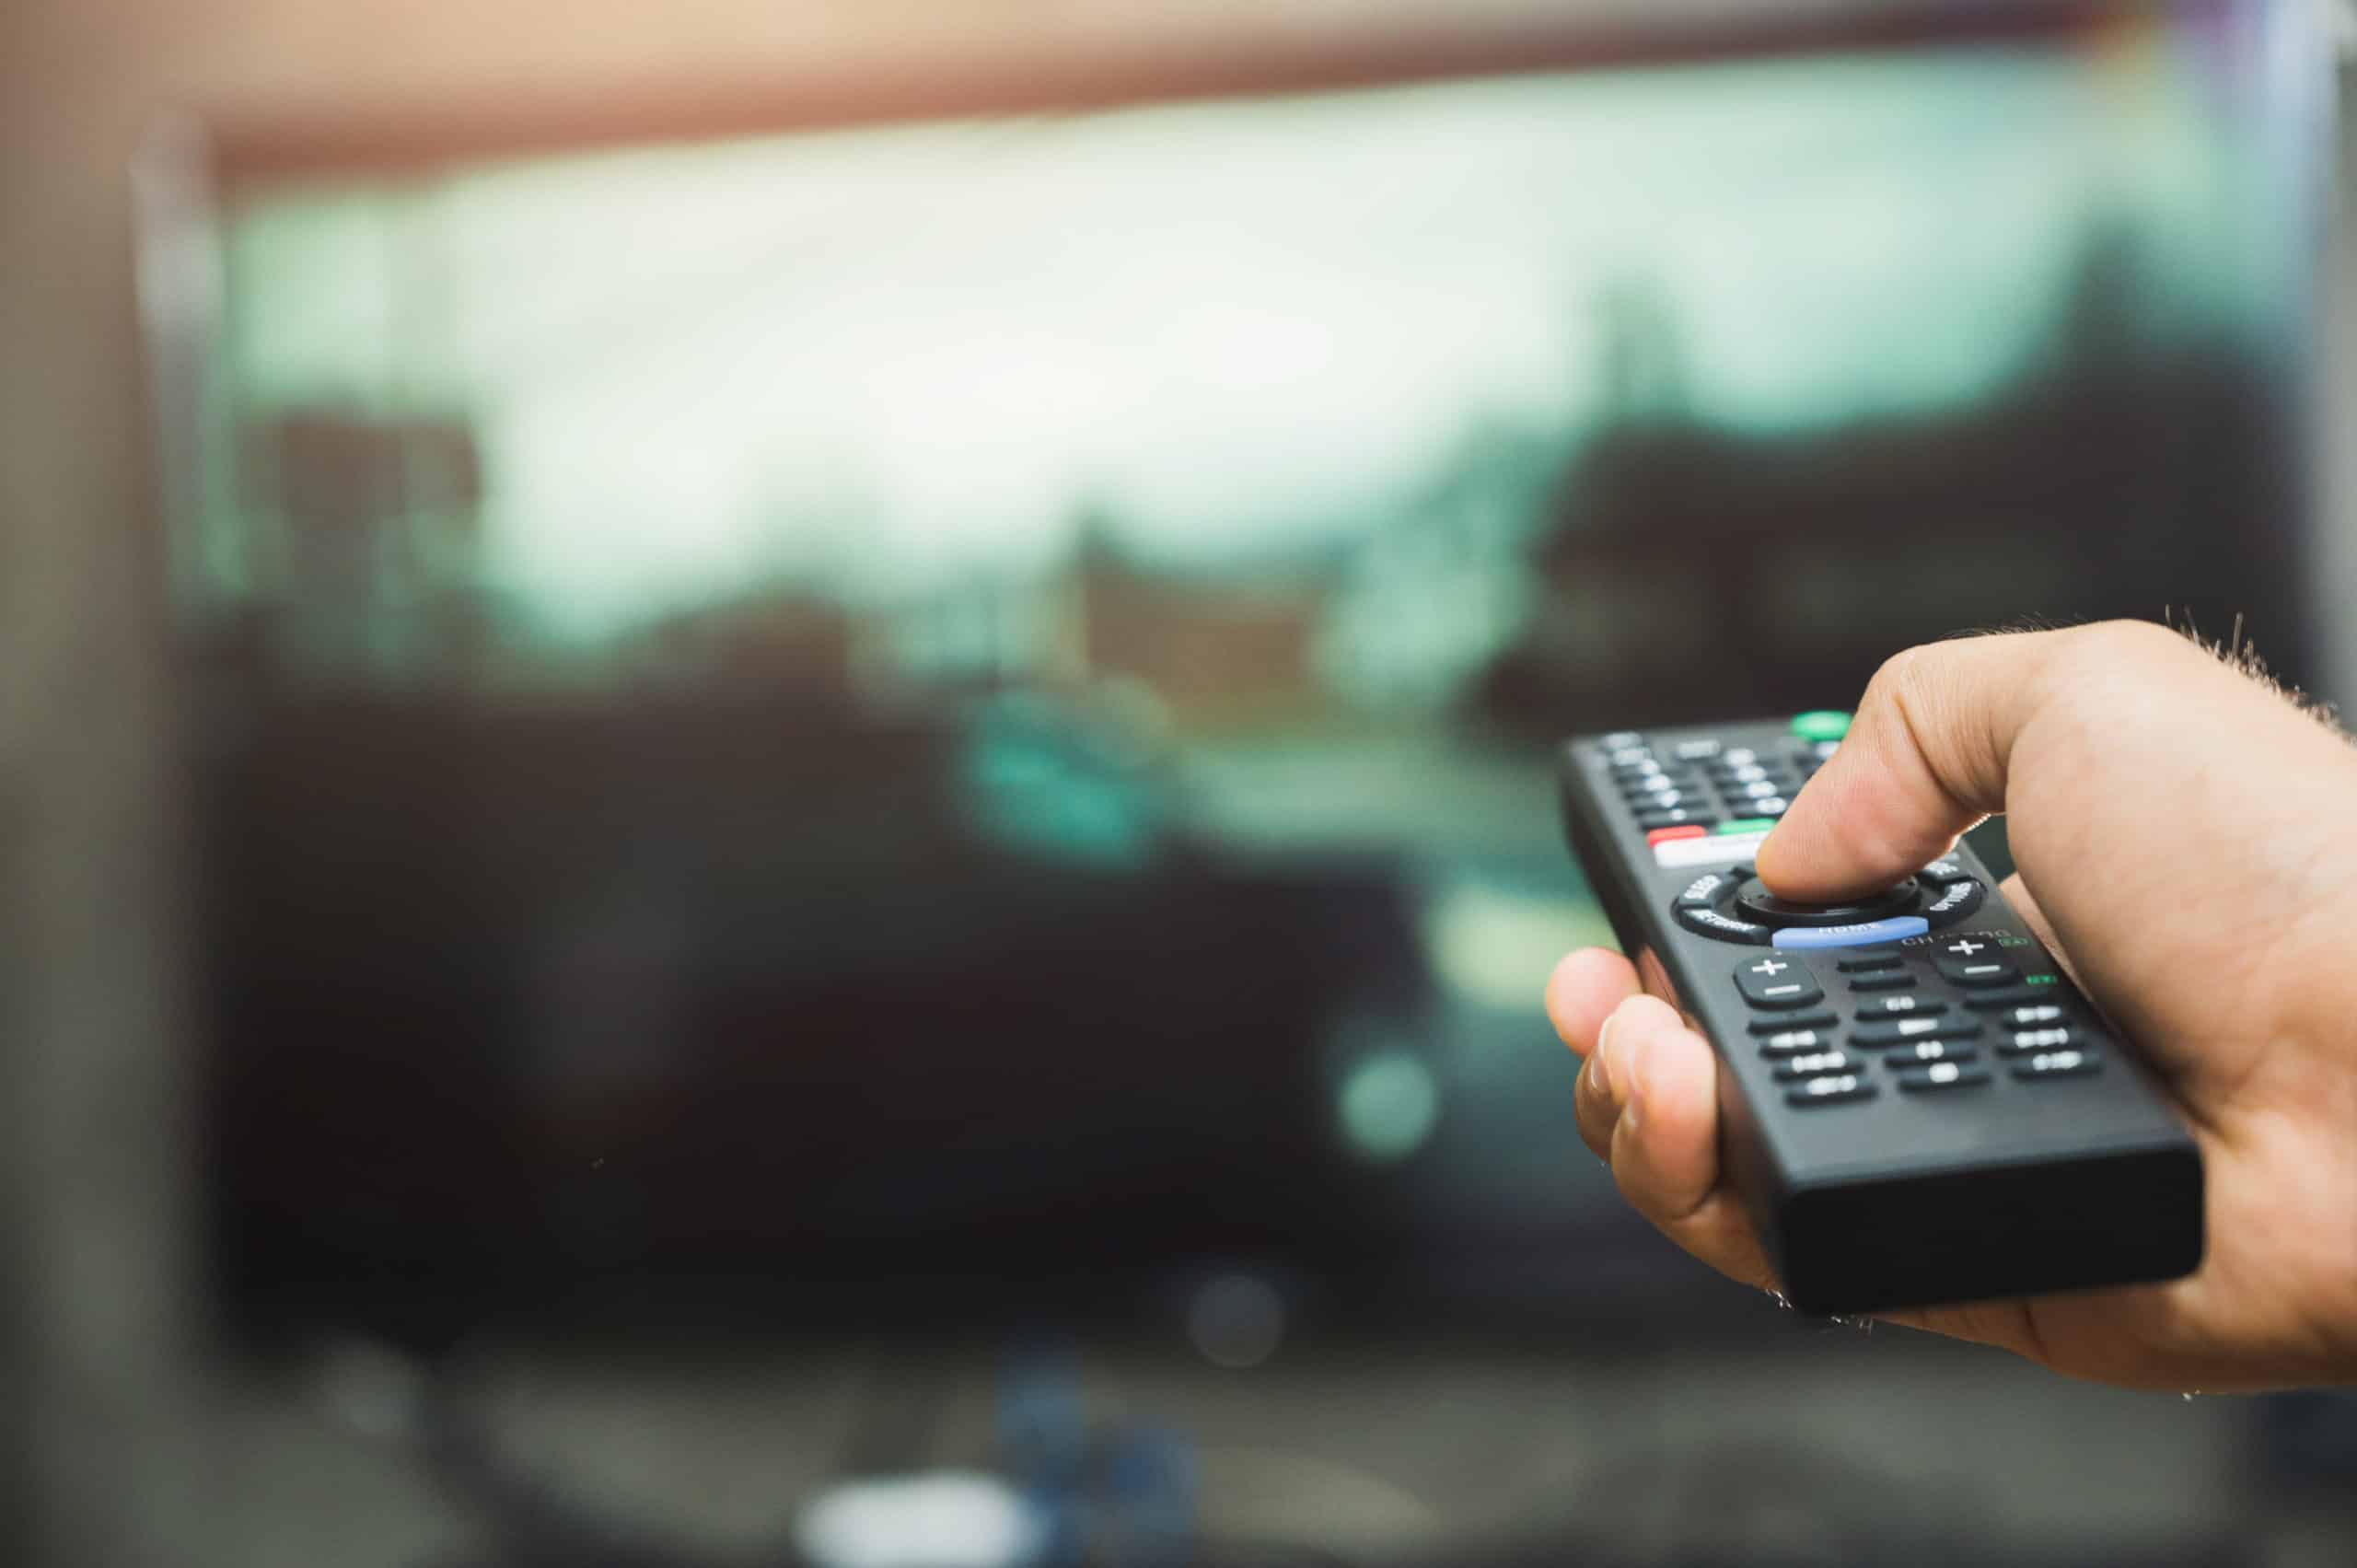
2 4 2352 1565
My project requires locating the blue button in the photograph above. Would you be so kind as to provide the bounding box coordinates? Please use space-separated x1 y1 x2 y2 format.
1771 917 1929 949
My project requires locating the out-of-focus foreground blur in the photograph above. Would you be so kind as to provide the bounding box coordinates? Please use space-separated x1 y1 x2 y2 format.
6 2 2357 1565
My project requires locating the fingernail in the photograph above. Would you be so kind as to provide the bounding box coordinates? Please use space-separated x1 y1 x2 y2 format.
1622 1032 1654 1134
1589 1012 1620 1099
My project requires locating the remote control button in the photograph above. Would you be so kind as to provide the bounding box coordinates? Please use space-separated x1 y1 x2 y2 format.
2012 1050 2100 1080
1773 1051 1859 1082
1645 825 1709 847
1998 1026 2083 1055
1898 1063 1991 1092
1674 870 1737 909
1962 984 2058 1010
1918 857 1974 884
1616 765 1699 791
1785 1074 1875 1107
1882 1039 1979 1065
1834 947 1905 973
1853 994 1948 1019
1748 1011 1837 1036
1638 810 1719 832
1628 788 1702 812
1995 1004 2068 1027
1734 957 1823 1008
1655 830 1770 867
1790 710 1852 742
1852 1016 1983 1047
1599 731 1643 749
1921 879 1985 926
1676 905 1772 945
1848 970 1919 993
1712 764 1794 789
1606 745 1655 767
1735 877 1918 928
1672 738 1721 761
1758 1032 1839 1058
1716 816 1777 835
1720 747 1760 766
1938 958 2021 988
1745 798 1791 819
1757 1029 1840 1057
1771 916 1931 950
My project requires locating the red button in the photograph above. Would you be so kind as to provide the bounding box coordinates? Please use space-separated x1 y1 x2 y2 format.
1646 825 1708 846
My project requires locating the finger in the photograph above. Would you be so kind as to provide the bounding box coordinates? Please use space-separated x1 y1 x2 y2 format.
1600 998 1781 1292
1756 630 2071 902
1571 993 1643 1162
1998 871 2060 965
1545 947 1641 1062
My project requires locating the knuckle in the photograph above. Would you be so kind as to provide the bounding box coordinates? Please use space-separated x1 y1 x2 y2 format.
2059 618 2185 675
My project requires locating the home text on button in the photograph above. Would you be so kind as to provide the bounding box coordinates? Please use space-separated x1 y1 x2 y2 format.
1770 916 1930 950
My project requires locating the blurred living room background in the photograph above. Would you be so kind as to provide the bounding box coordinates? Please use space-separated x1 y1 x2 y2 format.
6 2 2357 1565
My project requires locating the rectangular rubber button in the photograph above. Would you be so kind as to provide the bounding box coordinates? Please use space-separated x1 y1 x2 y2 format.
1646 825 1709 846
2012 1051 2101 1079
1747 1011 1837 1036
1756 1028 1836 1056
1898 1063 1991 1092
1786 1074 1875 1107
1834 947 1905 973
1771 1051 1857 1080
1654 830 1770 868
1771 917 1929 950
1715 818 1775 835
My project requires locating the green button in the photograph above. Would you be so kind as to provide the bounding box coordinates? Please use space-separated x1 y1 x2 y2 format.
2024 973 2058 986
1791 710 1852 742
1715 818 1775 835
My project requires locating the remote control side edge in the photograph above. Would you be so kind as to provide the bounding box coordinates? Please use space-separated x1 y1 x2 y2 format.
1555 739 1795 1291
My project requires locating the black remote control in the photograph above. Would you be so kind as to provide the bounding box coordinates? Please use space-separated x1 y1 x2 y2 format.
1558 714 2202 1316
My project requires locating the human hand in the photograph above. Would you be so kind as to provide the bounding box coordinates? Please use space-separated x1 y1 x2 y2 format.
1547 621 2357 1388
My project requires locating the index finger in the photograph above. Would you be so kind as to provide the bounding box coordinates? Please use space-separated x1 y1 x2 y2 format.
1755 626 2079 903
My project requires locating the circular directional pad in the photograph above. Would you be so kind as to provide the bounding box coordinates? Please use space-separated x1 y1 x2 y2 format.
1672 864 1983 944
1731 877 1922 929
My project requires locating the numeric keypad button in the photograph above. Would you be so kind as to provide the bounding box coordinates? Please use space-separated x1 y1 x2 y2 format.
1852 1016 1982 1048
1897 1063 1991 1093
1853 995 1947 1020
1786 1074 1875 1108
1747 1011 1836 1036
1883 1040 1978 1065
1963 985 2062 1010
1998 1027 2083 1056
1755 1028 1838 1056
2012 1050 2101 1080
1771 1051 1859 1082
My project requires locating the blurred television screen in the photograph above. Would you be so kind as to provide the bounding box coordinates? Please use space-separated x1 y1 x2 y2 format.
151 4 2321 1348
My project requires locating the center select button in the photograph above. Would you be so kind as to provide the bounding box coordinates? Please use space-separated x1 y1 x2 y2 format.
1770 916 1932 950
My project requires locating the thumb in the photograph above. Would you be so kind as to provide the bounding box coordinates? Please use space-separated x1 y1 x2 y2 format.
1755 631 2063 903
